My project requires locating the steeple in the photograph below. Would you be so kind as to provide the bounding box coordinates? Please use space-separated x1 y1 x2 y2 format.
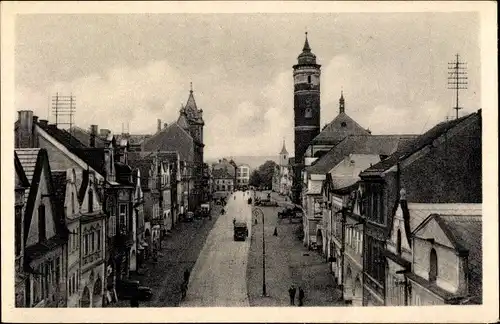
303 32 311 52
297 32 317 65
339 90 345 114
280 138 288 155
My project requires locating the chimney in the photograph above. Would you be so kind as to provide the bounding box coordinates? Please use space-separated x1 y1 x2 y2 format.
90 124 98 147
33 116 39 124
39 119 48 127
157 119 162 133
17 110 34 148
164 123 168 129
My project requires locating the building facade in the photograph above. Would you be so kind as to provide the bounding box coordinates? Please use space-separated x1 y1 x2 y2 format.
236 164 250 190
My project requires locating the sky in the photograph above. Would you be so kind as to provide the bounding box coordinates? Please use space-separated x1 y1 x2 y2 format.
15 12 481 160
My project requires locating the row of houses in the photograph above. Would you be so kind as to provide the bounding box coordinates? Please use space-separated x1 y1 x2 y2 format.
13 88 210 307
298 98 482 306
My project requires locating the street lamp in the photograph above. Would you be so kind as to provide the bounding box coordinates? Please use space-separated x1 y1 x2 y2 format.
252 207 266 296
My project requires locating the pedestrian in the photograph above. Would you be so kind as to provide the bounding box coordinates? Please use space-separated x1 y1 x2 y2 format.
273 227 278 236
184 269 190 283
288 285 296 305
298 287 305 306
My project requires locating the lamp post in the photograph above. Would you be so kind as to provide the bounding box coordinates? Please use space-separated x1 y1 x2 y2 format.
252 207 266 296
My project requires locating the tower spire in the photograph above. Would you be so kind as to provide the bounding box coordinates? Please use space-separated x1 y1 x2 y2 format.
280 137 288 155
190 82 193 93
339 89 345 114
303 31 311 52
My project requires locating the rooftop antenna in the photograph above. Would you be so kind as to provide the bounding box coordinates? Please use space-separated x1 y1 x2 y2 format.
51 92 76 133
447 53 468 119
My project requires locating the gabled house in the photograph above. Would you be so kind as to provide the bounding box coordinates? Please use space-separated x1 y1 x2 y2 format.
15 148 69 308
360 109 482 306
409 213 482 305
77 170 106 307
14 111 135 307
14 151 31 307
51 168 81 307
387 199 482 306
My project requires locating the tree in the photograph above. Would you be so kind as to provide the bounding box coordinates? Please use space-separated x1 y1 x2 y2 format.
258 160 278 189
249 169 262 187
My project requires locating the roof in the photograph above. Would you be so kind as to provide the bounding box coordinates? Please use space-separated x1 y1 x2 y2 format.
280 140 288 155
15 148 41 184
183 89 204 124
362 112 478 175
51 171 68 211
142 123 194 162
307 135 416 175
15 150 32 188
311 112 370 145
128 155 154 189
70 126 107 148
38 123 108 175
432 214 482 302
329 154 382 189
212 168 234 180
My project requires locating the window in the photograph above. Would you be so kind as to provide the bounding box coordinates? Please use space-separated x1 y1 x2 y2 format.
15 206 22 256
71 192 75 214
396 229 402 255
97 230 101 250
85 234 89 255
119 204 128 232
307 75 311 83
91 232 95 252
429 248 438 282
88 189 94 213
305 108 312 118
38 204 46 242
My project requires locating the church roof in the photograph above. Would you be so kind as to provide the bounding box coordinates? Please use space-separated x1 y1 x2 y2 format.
177 111 190 129
311 112 371 145
280 140 288 155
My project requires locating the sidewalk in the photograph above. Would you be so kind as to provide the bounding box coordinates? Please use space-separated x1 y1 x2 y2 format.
114 206 222 307
246 192 342 307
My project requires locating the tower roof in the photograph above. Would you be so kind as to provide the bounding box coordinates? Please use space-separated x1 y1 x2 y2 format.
183 83 204 124
339 90 345 114
297 32 317 65
280 139 288 155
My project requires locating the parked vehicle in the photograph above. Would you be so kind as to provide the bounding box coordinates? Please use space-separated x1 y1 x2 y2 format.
137 286 153 301
233 222 249 241
116 279 140 300
185 211 194 222
200 203 210 217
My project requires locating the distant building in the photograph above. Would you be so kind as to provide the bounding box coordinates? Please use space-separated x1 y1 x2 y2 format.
212 168 234 195
236 164 250 189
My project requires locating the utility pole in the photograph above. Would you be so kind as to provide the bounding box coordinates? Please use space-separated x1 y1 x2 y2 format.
252 207 266 296
51 92 76 132
447 53 468 119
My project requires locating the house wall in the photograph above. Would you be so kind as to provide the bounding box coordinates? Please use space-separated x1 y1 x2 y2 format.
67 220 81 307
413 237 459 294
410 281 444 305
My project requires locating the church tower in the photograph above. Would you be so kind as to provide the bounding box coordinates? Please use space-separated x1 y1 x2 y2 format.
292 32 321 203
279 139 288 170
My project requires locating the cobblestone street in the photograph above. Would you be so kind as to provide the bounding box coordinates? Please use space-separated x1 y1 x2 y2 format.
246 192 342 307
115 206 222 307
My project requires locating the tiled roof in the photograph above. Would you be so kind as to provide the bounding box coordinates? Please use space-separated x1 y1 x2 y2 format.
38 123 108 175
311 112 370 145
142 123 194 162
15 148 41 184
128 155 154 189
408 203 482 234
51 171 67 211
362 112 477 175
435 214 482 301
15 151 30 188
177 113 190 129
307 135 416 175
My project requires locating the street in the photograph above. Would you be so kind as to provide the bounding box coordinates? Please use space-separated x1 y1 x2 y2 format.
180 191 252 307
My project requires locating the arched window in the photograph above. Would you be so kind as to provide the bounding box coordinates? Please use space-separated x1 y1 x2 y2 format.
396 229 402 254
307 75 311 83
429 248 438 282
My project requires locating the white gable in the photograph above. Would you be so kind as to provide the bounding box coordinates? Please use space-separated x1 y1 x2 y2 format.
80 174 102 214
414 218 454 249
64 169 80 219
26 164 57 247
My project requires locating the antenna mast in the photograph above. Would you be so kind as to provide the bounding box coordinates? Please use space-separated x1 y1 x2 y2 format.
51 92 76 132
447 53 468 119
